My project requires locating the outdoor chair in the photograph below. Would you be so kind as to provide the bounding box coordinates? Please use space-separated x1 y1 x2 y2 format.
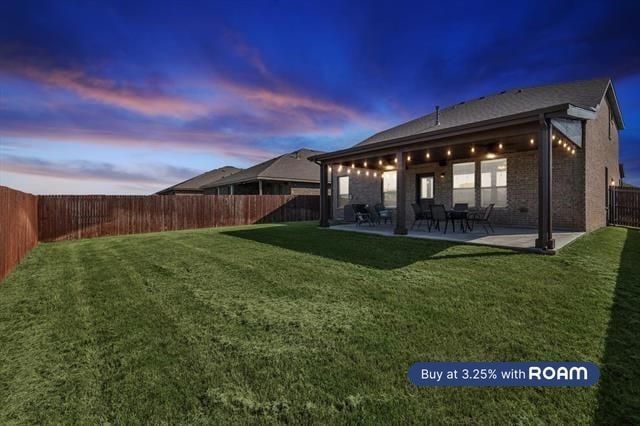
453 203 468 211
411 203 430 229
429 204 450 233
419 199 434 211
352 204 374 227
374 203 393 224
453 203 470 231
469 203 495 234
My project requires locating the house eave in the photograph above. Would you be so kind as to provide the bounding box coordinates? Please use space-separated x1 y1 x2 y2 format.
310 103 592 162
202 176 319 189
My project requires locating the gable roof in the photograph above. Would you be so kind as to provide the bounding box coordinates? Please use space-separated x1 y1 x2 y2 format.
356 78 622 148
156 166 241 194
202 149 324 188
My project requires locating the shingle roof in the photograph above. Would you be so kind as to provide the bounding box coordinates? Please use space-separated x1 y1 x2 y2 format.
157 166 241 194
203 148 324 187
356 78 620 147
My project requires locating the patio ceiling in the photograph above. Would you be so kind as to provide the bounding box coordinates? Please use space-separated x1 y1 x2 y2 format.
327 126 579 171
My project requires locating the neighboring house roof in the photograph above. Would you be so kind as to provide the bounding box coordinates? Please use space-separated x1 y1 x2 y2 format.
202 149 324 188
312 78 623 161
156 166 241 194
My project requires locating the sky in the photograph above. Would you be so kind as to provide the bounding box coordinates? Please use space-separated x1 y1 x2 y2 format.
1 0 639 194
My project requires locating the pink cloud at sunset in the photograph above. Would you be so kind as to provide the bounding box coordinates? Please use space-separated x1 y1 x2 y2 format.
2 64 211 120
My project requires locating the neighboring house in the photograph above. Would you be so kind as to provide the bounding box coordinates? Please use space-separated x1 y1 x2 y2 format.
311 78 624 250
157 166 241 195
202 149 324 195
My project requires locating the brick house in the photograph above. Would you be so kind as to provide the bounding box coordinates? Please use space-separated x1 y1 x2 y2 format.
311 79 624 250
156 166 241 195
202 149 325 196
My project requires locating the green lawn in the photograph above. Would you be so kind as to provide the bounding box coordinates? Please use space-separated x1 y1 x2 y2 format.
0 222 638 424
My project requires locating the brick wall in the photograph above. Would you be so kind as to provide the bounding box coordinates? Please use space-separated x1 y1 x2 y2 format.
331 168 382 219
331 149 586 231
403 151 585 230
585 98 620 231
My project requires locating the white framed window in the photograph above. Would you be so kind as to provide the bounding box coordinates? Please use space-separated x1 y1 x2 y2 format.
338 176 349 208
453 162 475 207
481 158 507 207
418 174 434 200
382 171 397 208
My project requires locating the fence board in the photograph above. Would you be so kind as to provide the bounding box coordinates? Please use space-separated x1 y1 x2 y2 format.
0 186 38 280
37 194 319 242
609 187 640 228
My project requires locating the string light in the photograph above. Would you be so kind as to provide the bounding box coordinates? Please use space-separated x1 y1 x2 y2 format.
407 155 411 161
351 163 355 168
366 171 370 176
328 166 332 172
373 172 377 177
357 170 361 175
363 161 367 167
394 157 398 163
447 149 451 156
426 152 430 159
378 160 382 165
498 143 503 149
347 169 351 174
338 165 343 172
471 147 475 153
552 135 556 140
530 138 535 145
571 149 576 155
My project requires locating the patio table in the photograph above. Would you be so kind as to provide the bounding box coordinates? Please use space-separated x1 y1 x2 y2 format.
446 210 472 233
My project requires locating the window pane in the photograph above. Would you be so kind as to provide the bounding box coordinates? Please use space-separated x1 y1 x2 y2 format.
480 159 507 207
338 176 349 208
420 176 434 199
453 162 475 207
481 187 507 208
481 172 491 187
453 188 475 206
453 162 475 189
383 171 397 207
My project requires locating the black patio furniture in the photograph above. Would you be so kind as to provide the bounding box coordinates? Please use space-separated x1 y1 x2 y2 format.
449 203 473 232
468 203 495 234
374 203 393 224
429 204 450 233
351 204 374 227
453 203 468 211
411 203 430 229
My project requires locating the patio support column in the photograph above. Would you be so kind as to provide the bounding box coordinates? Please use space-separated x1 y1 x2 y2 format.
535 117 555 250
319 161 330 227
230 184 234 195
258 180 263 195
394 151 408 235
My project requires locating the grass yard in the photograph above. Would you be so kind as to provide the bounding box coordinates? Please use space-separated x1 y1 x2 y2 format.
0 222 638 424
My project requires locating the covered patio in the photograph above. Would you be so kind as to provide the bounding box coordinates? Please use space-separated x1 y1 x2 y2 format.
329 222 584 253
313 102 593 254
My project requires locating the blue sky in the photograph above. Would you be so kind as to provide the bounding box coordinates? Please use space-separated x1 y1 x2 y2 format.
1 0 639 194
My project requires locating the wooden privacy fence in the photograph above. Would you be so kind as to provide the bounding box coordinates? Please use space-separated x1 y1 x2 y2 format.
38 194 319 242
0 186 38 280
609 187 640 228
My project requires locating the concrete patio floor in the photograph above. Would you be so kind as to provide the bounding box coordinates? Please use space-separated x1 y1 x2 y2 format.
329 223 584 253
